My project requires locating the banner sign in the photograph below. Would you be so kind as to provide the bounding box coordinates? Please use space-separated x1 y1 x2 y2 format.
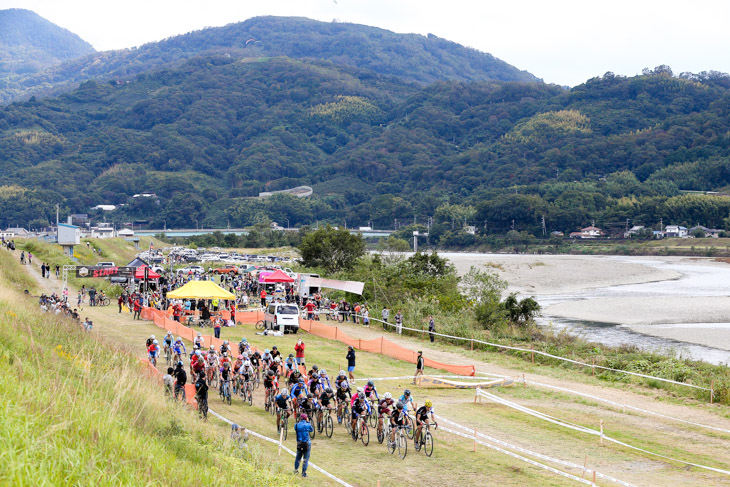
75 266 135 278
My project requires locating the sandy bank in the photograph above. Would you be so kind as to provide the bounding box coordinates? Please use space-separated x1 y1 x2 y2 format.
627 323 730 352
441 253 682 295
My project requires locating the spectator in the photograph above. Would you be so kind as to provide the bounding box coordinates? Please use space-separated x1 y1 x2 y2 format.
294 338 306 366
213 317 222 339
395 310 403 335
362 307 370 327
428 315 435 343
83 317 92 332
346 345 356 381
414 351 425 384
304 300 316 320
118 293 125 313
163 367 174 397
381 307 390 330
260 289 267 307
294 413 313 478
173 361 187 401
133 296 142 320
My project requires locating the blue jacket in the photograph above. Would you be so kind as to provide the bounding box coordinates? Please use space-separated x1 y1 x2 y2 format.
294 420 313 443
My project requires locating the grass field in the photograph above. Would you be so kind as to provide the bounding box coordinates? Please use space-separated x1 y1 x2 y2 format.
7 246 730 486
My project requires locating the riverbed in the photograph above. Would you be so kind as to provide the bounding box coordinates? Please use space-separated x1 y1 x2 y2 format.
439 252 730 364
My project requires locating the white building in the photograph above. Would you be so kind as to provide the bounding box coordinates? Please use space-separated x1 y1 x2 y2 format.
57 223 80 256
90 223 115 239
664 225 688 238
117 228 135 237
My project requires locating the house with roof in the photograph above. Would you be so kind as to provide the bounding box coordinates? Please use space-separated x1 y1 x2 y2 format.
688 225 723 238
664 225 688 238
569 226 604 239
624 225 644 239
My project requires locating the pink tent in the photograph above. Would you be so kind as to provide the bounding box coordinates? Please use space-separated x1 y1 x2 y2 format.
261 269 295 283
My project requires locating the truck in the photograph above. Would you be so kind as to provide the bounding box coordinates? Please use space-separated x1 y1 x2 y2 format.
296 273 321 300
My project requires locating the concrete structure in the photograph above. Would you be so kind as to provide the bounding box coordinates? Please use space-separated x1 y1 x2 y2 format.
57 223 80 257
117 228 135 237
89 223 115 239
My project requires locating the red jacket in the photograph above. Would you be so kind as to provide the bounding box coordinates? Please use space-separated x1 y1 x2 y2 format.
295 342 305 358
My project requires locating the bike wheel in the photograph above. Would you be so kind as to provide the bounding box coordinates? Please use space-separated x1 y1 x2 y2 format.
377 424 385 444
325 415 333 438
282 417 288 441
247 389 253 407
361 423 369 446
398 432 407 459
424 432 433 457
255 320 265 330
309 420 316 439
387 434 396 454
369 412 377 428
405 416 415 440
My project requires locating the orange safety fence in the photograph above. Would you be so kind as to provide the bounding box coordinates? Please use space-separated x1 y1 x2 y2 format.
297 318 475 377
142 308 474 376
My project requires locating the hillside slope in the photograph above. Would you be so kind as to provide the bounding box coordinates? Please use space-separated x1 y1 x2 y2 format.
0 9 93 96
0 15 538 103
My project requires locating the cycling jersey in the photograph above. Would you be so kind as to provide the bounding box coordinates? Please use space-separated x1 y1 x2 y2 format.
148 344 159 357
364 384 379 400
308 379 320 395
194 338 204 348
390 409 406 425
284 360 296 371
173 341 186 354
416 405 434 420
350 392 365 407
378 398 395 416
221 368 231 381
320 392 335 407
399 394 414 409
164 336 173 345
291 382 307 398
274 393 290 409
264 376 278 390
351 400 370 418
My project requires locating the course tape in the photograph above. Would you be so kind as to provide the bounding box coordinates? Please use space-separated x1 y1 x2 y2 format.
436 416 633 487
477 389 730 476
334 312 712 392
208 408 353 487
521 377 730 435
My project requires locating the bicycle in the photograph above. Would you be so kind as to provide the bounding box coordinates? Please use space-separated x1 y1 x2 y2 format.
303 409 316 439
164 345 172 365
243 380 253 406
149 353 157 368
277 408 290 441
255 320 265 331
368 399 379 428
352 414 369 446
197 395 208 420
337 398 350 428
98 296 110 306
377 414 390 444
220 379 232 405
207 365 219 389
404 411 415 440
320 407 334 438
388 425 408 459
253 367 261 389
414 422 435 457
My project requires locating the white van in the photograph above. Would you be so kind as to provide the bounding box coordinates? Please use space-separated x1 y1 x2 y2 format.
264 303 300 334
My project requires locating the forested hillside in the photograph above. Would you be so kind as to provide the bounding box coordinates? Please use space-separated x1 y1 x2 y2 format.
0 15 537 104
2 54 730 243
0 9 94 100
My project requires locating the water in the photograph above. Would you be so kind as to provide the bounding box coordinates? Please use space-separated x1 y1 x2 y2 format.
535 256 730 365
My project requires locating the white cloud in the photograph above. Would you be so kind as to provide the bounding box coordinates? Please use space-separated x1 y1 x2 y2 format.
2 0 729 86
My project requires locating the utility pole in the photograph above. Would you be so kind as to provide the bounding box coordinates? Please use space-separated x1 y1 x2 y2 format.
56 204 59 226
541 215 546 236
511 219 515 231
626 218 630 232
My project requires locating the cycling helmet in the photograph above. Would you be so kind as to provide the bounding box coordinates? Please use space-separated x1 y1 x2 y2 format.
404 389 411 396
264 349 270 354
425 400 433 408
244 360 251 367
396 402 404 410
339 370 346 377
222 351 228 357
224 362 230 368
195 350 201 356
300 413 308 421
224 340 229 345
242 338 248 343
209 345 215 351
340 381 349 389
307 393 314 399
325 387 333 394
357 387 364 394
281 388 288 395
320 369 327 375
153 340 158 344
150 335 155 339
272 345 277 349
312 373 319 380
238 355 243 360
177 361 183 366
312 365 319 370
384 392 392 400
367 380 374 387
275 357 281 363
166 331 172 335
197 332 201 337
177 337 182 341
298 378 305 384
288 353 294 358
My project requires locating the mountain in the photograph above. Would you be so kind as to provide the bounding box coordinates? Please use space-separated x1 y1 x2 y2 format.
0 9 94 78
0 15 538 104
2 53 730 237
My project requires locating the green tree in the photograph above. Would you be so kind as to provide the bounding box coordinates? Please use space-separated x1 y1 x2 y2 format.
298 225 365 273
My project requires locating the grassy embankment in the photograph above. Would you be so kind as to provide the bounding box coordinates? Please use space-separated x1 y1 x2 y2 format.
16 237 166 295
0 250 292 486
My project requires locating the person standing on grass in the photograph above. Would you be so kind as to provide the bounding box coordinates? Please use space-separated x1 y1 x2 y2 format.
41 263 45 278
55 265 60 278
346 346 356 381
414 351 425 384
381 307 390 330
133 296 142 320
428 316 435 343
295 338 305 367
163 367 174 397
173 361 187 401
213 318 221 339
118 293 125 313
294 413 313 478
362 307 370 327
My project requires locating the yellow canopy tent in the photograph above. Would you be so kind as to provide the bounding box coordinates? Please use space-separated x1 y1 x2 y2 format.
166 280 236 300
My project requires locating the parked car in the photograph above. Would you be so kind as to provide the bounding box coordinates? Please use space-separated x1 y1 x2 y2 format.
178 266 205 275
263 303 300 333
212 265 239 275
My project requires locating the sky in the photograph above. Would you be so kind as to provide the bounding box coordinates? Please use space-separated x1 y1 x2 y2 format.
2 0 729 86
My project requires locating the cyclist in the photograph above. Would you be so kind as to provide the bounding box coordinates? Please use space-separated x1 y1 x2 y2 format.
163 332 174 357
238 338 250 355
335 370 348 390
194 371 209 419
308 373 322 396
219 362 232 399
220 340 230 356
291 377 307 411
364 380 380 402
172 337 186 362
288 368 302 388
307 364 319 380
378 392 395 435
389 402 407 445
191 350 205 377
206 346 220 383
232 355 244 394
414 399 438 450
399 389 416 412
350 394 371 437
264 369 279 406
319 369 332 390
261 349 273 367
284 354 297 378
269 356 282 377
194 332 205 350
351 386 366 408
148 339 160 365
145 334 155 348
300 392 319 423
335 379 352 424
270 345 281 361
275 387 293 432
219 351 231 372
319 387 336 426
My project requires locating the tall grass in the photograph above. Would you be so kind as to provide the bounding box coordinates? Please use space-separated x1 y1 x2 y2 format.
0 271 292 485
